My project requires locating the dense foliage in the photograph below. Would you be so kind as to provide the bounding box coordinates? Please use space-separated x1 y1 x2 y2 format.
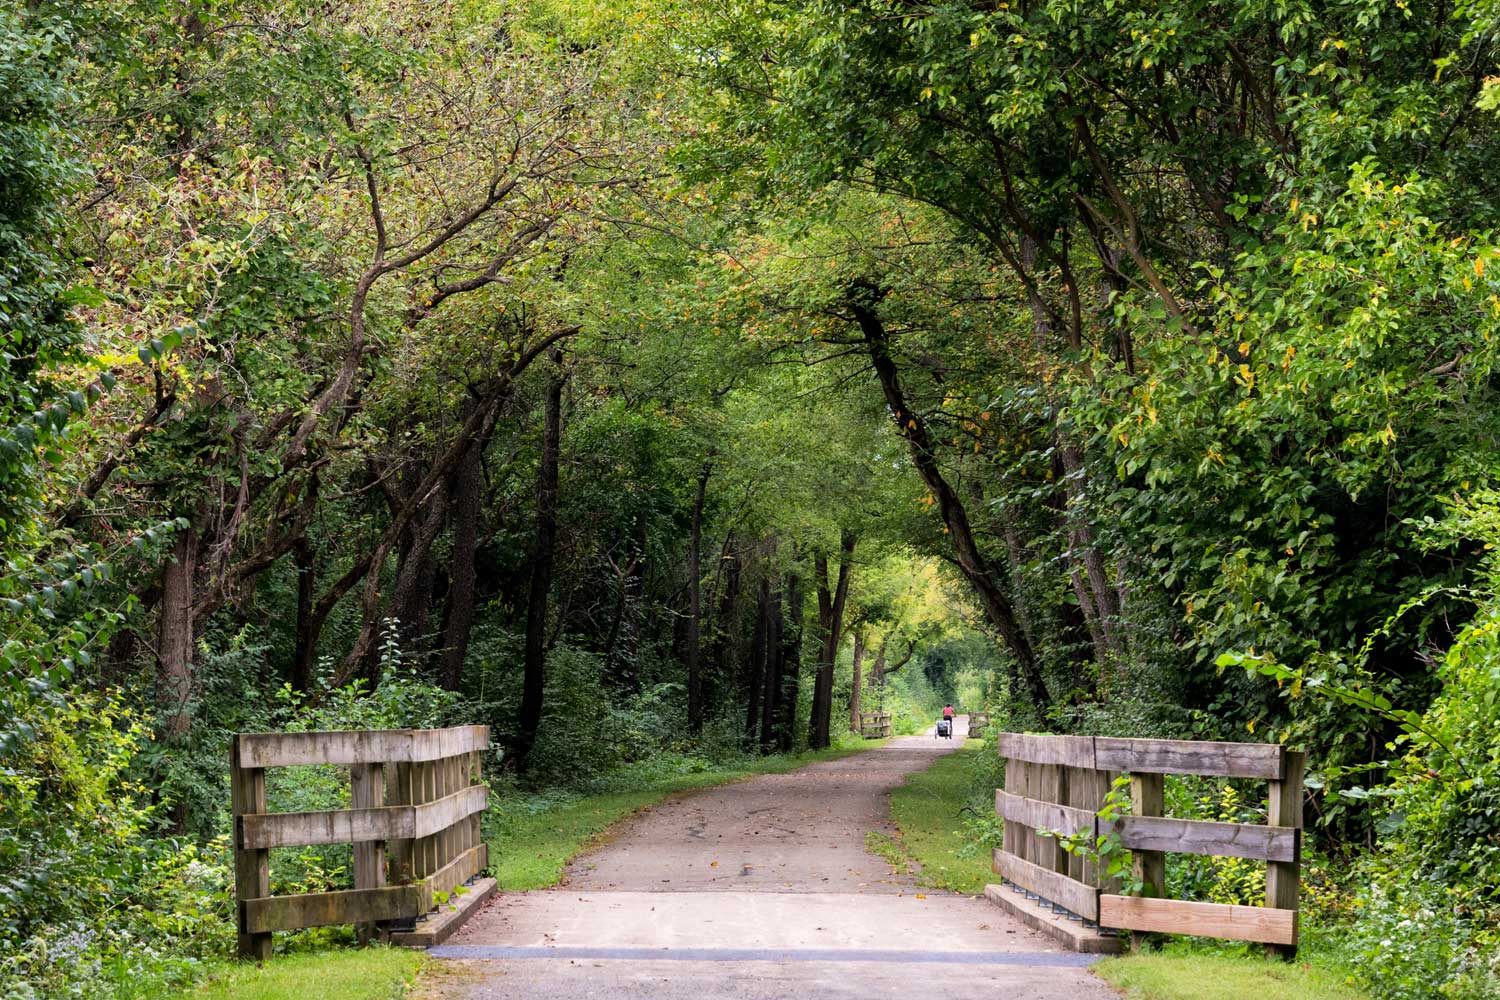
2 1 1499 997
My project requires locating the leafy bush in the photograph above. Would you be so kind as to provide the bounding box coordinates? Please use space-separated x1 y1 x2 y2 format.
1341 864 1482 1000
1164 778 1268 908
0 692 233 1000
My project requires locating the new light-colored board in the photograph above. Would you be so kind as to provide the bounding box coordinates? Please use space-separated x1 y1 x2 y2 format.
1111 815 1298 863
992 848 1099 921
237 725 489 768
996 732 1096 768
1094 737 1284 779
1099 894 1296 946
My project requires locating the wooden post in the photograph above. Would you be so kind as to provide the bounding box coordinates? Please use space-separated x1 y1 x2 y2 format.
388 761 413 884
421 760 438 877
468 749 482 861
1000 756 1025 866
231 735 273 961
1130 771 1166 952
1033 763 1067 876
1068 765 1105 887
439 754 455 871
350 762 387 944
1266 750 1305 959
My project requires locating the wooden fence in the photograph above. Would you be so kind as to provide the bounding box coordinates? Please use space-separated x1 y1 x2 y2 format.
858 711 892 739
231 725 491 959
994 732 1304 955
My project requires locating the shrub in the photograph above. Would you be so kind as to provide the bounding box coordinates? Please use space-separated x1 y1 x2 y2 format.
0 692 234 1000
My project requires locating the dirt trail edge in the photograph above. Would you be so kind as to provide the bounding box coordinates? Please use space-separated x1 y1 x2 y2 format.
420 720 1118 1000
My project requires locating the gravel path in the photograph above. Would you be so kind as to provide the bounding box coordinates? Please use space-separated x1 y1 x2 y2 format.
419 721 1118 1000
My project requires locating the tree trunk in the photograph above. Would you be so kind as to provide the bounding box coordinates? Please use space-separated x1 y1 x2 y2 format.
517 349 565 766
850 283 1050 709
613 512 648 691
1000 524 1042 655
759 575 784 755
745 570 770 749
775 568 803 753
380 490 448 673
291 535 317 692
847 630 867 734
1058 440 1120 655
710 538 741 721
158 520 198 738
439 437 484 690
809 531 855 749
686 457 713 733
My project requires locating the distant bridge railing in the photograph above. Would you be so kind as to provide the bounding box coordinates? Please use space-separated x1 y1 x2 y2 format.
858 711 892 739
231 725 490 958
994 733 1304 956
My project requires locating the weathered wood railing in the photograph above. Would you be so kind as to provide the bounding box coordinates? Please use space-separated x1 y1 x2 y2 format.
994 732 1304 955
859 711 892 739
231 725 490 959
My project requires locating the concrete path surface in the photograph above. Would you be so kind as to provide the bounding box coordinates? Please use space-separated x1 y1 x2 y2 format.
418 719 1117 999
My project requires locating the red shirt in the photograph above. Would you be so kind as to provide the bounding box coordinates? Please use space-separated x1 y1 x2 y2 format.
943 706 954 718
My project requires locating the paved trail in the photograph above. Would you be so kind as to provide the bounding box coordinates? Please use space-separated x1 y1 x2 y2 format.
420 720 1116 999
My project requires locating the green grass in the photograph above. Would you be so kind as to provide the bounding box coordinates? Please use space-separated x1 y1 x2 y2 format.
1095 951 1367 1000
885 739 994 894
489 740 884 890
171 948 424 1000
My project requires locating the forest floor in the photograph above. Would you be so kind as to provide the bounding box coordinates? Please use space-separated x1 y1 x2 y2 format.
415 719 1115 1000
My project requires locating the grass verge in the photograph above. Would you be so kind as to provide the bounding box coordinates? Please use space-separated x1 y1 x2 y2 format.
1094 950 1366 1000
489 739 884 890
170 948 423 1000
885 739 994 894
885 742 1367 1000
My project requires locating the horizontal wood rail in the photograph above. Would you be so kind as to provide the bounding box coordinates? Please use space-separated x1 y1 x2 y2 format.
992 732 1304 956
238 725 489 768
858 711 892 739
232 725 491 959
240 784 488 849
1099 894 1296 946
